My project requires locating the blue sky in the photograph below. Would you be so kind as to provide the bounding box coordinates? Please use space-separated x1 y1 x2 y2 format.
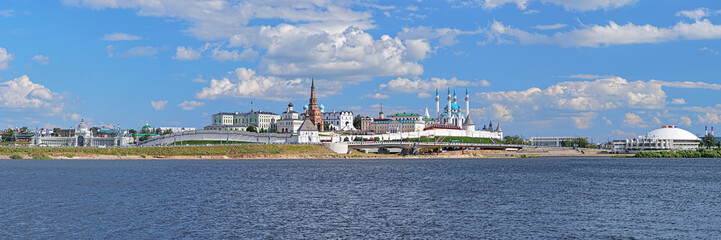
1 0 721 141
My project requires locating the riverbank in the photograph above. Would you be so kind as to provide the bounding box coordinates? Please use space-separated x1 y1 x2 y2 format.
0 144 626 160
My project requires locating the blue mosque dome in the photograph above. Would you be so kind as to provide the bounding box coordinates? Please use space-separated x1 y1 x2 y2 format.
445 103 461 111
303 104 309 110
319 104 325 110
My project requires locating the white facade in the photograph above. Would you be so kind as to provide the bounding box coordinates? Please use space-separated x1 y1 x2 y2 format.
278 102 305 133
31 120 133 147
611 126 701 153
205 110 280 131
531 137 587 147
321 110 356 131
291 119 320 143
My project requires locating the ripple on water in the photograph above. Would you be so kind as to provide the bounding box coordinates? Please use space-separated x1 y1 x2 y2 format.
1 158 721 238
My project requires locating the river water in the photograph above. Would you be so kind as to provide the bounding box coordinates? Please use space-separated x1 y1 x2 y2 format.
1 158 720 239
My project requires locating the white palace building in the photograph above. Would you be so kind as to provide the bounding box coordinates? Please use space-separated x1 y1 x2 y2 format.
31 119 134 147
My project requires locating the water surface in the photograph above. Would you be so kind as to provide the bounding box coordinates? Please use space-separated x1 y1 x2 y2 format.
1 158 720 238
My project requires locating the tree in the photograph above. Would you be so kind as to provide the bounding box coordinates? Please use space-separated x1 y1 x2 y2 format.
161 129 172 135
701 134 717 149
247 126 257 132
353 114 363 130
343 137 349 142
1 129 13 142
561 138 595 148
354 137 362 141
323 122 331 131
373 137 380 141
53 128 62 133
128 129 137 136
503 135 529 145
138 135 150 141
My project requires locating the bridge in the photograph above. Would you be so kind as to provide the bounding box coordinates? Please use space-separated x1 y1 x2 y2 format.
137 130 292 146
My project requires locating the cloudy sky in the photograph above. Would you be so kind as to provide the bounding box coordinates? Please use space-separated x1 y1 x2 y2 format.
1 0 721 140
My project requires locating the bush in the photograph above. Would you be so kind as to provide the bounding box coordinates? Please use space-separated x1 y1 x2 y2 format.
343 137 349 142
353 137 362 141
10 153 23 159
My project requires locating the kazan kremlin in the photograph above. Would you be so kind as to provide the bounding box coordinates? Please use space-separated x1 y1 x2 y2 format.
27 79 710 153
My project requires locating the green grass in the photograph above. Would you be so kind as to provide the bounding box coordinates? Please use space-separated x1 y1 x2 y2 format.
635 148 721 158
0 144 336 158
170 140 252 146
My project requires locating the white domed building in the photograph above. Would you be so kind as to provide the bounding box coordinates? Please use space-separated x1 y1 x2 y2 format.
31 119 134 147
612 126 701 153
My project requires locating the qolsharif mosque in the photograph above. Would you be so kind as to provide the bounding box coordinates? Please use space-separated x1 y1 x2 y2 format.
362 88 503 140
31 119 134 147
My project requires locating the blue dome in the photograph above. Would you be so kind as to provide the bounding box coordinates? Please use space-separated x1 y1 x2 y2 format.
303 104 309 110
451 102 460 110
319 104 325 110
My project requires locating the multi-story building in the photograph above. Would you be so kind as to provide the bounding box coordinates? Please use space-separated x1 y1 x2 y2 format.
361 105 425 134
205 110 280 131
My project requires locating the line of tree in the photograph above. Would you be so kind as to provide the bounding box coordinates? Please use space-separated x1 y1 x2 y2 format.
561 137 599 148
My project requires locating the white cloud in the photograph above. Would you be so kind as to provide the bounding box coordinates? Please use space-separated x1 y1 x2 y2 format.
532 24 567 30
489 19 721 47
196 67 314 101
653 116 662 124
101 32 142 41
173 46 202 61
151 100 168 111
602 117 613 125
452 0 636 11
612 129 637 138
230 25 425 80
0 9 14 17
178 100 204 111
0 47 14 70
491 103 513 122
365 93 389 99
480 77 721 112
62 0 372 40
700 47 720 55
0 75 63 114
398 26 483 47
623 112 645 128
64 113 84 122
677 8 712 21
571 112 597 129
32 55 50 65
108 46 159 58
211 48 258 62
698 113 721 124
680 116 692 126
380 77 488 98
671 98 686 105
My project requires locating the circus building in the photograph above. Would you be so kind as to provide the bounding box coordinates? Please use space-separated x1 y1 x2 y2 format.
612 125 701 153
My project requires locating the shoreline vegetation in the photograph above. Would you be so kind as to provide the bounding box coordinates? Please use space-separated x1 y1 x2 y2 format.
634 148 721 158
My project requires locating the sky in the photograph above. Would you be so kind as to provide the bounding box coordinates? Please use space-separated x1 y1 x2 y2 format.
1 0 721 141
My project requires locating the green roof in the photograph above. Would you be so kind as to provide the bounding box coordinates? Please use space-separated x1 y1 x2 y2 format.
389 112 420 117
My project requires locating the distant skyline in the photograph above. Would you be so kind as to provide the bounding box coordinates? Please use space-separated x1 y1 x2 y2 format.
1 0 721 140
